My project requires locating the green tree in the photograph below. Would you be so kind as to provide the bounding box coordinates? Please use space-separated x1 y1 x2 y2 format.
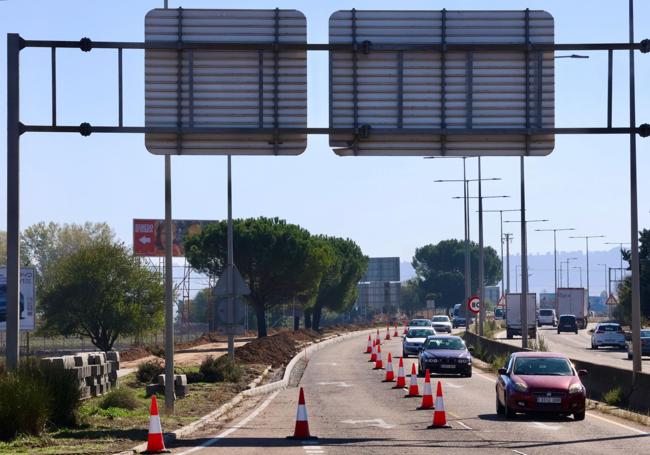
616 229 650 323
39 242 164 351
176 288 211 324
0 230 6 266
184 217 330 338
412 239 502 311
400 278 426 316
310 236 367 331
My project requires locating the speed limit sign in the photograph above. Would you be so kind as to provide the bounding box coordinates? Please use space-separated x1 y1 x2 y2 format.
467 296 480 314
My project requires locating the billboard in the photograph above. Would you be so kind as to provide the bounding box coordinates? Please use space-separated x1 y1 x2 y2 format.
133 219 215 257
0 267 36 331
144 9 307 155
329 10 555 156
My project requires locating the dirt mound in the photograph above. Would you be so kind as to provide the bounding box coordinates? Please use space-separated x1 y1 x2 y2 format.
120 346 150 362
235 329 323 367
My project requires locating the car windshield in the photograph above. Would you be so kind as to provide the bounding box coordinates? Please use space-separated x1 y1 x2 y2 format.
540 310 553 316
424 338 465 350
432 316 449 322
410 320 430 326
559 316 575 323
513 357 573 376
407 329 434 338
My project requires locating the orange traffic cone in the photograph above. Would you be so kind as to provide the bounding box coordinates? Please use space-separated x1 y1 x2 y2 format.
418 369 434 409
370 341 377 362
385 325 391 340
374 344 384 369
143 395 169 454
375 330 381 346
393 324 399 337
287 387 318 439
393 357 406 389
383 352 395 382
365 334 372 353
428 381 449 428
406 363 420 397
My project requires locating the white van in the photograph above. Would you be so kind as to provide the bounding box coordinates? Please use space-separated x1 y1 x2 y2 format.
537 308 557 327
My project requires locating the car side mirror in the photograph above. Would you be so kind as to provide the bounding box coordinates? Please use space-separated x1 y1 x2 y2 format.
468 346 474 352
498 368 507 376
578 369 588 378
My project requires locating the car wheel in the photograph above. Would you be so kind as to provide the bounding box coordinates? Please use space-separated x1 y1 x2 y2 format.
496 394 505 415
628 352 633 360
574 411 586 421
593 345 598 350
403 352 408 358
465 368 472 378
575 330 578 334
557 330 561 334
503 392 514 419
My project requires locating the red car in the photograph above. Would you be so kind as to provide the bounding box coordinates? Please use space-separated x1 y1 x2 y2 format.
495 352 587 420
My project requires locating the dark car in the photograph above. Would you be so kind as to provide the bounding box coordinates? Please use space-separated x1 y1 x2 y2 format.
418 335 473 378
496 352 587 420
627 329 650 360
557 314 578 334
0 284 25 323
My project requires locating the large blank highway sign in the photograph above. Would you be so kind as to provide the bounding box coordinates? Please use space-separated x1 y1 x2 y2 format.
329 10 555 156
145 9 307 155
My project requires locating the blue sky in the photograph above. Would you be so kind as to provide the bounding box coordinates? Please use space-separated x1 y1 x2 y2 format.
1 0 649 290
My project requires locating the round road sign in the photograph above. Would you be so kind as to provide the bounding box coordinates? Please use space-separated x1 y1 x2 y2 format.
467 296 480 314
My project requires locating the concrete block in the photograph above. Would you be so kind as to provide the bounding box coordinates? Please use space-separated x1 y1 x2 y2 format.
91 365 100 376
175 384 188 398
175 374 187 386
145 383 162 397
157 374 166 386
108 371 118 381
106 351 120 363
73 353 89 367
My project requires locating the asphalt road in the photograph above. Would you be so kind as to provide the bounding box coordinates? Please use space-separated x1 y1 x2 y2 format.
495 325 645 371
170 332 650 455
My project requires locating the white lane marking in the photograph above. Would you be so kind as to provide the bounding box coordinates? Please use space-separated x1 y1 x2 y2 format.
586 411 648 435
443 382 463 388
531 421 560 431
317 381 352 388
313 362 338 366
341 418 395 429
175 390 280 455
511 450 528 455
475 373 496 382
457 421 473 430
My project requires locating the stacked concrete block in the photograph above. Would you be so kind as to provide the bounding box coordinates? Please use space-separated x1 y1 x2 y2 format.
41 350 121 399
145 374 188 398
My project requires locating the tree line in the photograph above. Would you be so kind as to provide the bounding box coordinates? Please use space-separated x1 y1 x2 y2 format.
0 218 368 348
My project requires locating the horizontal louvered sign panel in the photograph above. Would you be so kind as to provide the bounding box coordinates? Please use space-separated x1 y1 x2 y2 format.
329 10 555 156
145 9 307 155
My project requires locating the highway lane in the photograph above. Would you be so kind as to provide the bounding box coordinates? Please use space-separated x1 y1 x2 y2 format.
495 325 645 371
170 332 650 454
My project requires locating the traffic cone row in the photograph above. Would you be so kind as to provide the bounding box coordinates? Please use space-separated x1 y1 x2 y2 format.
365 334 372 353
385 325 391 340
362 329 449 430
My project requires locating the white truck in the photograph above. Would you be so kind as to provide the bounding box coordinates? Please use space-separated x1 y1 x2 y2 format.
556 288 589 330
506 293 537 339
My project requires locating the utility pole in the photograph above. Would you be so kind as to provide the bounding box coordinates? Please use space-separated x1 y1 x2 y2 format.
535 227 575 312
569 235 605 308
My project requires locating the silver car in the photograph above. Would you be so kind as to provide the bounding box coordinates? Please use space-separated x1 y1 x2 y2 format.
402 327 437 358
431 315 452 333
591 322 626 349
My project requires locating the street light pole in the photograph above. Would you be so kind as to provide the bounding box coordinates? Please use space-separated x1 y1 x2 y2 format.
503 233 513 295
484 209 520 299
478 157 485 336
569 235 605 308
535 228 575 313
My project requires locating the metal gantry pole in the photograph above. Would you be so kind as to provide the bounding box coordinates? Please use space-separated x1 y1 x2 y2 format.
463 158 471 316
227 155 235 361
478 157 485 336
6 33 21 371
500 211 504 298
628 0 642 376
163 154 175 413
520 156 529 349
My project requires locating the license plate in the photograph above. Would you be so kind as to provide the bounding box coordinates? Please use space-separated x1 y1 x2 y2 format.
441 364 456 369
536 397 561 404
